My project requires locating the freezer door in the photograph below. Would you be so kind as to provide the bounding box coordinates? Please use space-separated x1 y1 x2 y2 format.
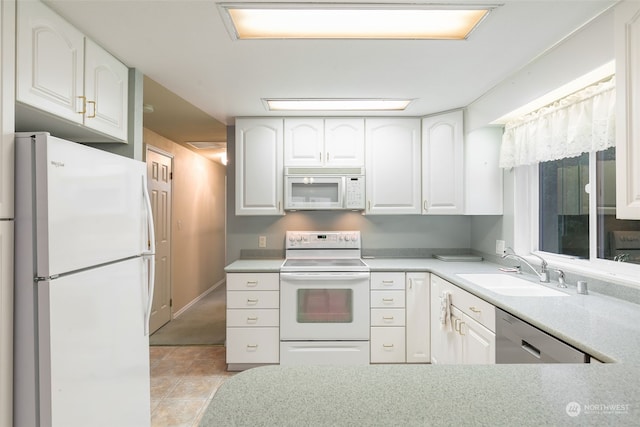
19 133 149 277
37 258 151 427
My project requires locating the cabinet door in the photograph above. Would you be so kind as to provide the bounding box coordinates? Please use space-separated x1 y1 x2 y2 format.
1 0 14 220
84 39 128 141
406 272 430 363
422 110 463 215
235 118 284 215
460 313 495 365
16 1 84 125
0 222 13 427
324 118 365 167
615 1 640 219
430 277 461 364
365 118 421 214
464 127 503 215
284 118 324 166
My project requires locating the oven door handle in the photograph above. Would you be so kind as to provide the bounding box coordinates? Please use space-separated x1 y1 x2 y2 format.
280 272 370 282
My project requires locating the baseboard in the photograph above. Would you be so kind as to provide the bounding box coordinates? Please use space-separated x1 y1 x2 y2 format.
173 278 226 319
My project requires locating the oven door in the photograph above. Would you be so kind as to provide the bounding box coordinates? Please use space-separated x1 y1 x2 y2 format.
280 272 369 340
284 176 344 210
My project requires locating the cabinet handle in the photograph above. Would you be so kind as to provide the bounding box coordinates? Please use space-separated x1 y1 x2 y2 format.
382 298 394 303
383 344 394 349
469 306 481 314
87 100 96 118
77 96 86 114
246 316 258 322
326 152 330 162
368 200 371 211
382 280 395 286
278 201 281 211
382 316 395 321
246 344 258 351
454 318 461 332
247 298 259 305
246 280 258 287
459 322 466 336
423 200 428 211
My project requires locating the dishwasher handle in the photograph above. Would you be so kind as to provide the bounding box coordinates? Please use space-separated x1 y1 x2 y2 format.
521 340 541 359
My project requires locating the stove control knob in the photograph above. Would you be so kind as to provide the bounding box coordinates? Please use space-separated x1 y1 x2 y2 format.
344 235 350 241
289 235 295 242
351 234 358 242
296 235 303 242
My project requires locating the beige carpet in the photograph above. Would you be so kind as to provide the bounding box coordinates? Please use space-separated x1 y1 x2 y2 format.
149 283 226 346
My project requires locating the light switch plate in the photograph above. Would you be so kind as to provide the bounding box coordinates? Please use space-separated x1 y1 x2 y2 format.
259 235 267 248
496 240 506 254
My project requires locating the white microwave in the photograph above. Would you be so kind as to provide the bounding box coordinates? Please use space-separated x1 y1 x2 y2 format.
284 167 366 211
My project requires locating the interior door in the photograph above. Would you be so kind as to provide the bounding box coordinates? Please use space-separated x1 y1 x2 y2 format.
146 146 172 333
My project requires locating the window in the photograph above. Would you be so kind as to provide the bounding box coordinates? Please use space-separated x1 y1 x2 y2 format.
537 147 640 265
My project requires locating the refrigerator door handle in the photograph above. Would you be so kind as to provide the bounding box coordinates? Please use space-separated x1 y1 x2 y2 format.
142 176 156 336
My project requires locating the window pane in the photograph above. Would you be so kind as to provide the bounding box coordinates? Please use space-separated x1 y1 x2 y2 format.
539 153 589 258
596 147 640 264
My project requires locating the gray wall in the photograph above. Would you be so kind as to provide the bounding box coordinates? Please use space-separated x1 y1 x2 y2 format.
225 127 472 262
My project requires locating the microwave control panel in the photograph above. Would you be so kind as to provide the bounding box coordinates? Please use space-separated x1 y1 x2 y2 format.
345 176 365 209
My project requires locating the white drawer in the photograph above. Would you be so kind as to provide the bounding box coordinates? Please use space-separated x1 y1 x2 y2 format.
370 272 405 290
370 327 406 363
371 308 406 327
432 275 495 332
227 273 279 291
226 327 279 364
370 290 405 308
227 309 279 327
227 290 279 309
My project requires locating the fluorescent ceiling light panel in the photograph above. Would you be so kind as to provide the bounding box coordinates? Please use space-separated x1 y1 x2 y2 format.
264 98 413 111
220 3 493 40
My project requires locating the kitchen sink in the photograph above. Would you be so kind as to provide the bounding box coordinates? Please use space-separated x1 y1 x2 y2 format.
456 273 570 297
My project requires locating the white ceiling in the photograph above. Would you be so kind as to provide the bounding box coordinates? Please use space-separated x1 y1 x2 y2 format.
42 0 616 148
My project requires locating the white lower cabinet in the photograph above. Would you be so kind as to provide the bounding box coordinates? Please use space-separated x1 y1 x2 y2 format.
430 274 495 365
370 271 430 364
226 273 279 369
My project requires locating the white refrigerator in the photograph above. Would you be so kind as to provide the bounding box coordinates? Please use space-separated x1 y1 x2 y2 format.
14 132 155 427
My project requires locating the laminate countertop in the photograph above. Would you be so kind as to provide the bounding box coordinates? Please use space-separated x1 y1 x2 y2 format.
216 258 640 426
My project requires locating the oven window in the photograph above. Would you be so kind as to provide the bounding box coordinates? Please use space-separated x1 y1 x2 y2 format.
297 289 353 323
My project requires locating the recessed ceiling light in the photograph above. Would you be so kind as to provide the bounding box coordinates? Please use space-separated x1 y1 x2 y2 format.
263 98 413 111
219 3 495 40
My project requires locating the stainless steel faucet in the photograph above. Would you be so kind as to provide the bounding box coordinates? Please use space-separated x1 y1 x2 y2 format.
502 248 550 283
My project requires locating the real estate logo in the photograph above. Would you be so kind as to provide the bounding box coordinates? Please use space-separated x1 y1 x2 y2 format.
566 402 581 417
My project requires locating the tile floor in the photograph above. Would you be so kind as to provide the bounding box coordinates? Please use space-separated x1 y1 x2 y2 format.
149 345 234 427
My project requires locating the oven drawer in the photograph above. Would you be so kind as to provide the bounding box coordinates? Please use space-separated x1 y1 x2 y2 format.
371 327 406 363
371 272 405 290
226 327 279 364
227 273 279 291
227 291 279 309
371 290 405 308
371 308 406 327
227 309 279 327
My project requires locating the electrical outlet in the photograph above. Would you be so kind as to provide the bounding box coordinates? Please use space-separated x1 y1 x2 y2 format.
495 240 506 255
258 235 267 248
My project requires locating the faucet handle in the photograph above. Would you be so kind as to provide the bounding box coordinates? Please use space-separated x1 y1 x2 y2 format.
555 269 567 288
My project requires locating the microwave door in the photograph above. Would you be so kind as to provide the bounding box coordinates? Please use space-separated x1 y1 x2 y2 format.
285 177 344 210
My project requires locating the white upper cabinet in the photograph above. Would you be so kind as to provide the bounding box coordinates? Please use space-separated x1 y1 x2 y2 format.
365 118 421 214
615 1 640 219
1 0 15 220
284 118 364 167
422 110 464 215
464 126 503 215
235 118 284 216
17 1 128 141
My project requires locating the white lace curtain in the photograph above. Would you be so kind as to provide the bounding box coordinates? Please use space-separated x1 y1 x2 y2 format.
499 76 616 168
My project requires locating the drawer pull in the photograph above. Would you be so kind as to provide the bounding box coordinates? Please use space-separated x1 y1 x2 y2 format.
246 316 258 322
382 316 395 321
382 280 395 285
246 280 258 287
246 344 258 351
383 344 394 348
382 298 394 303
469 306 481 314
247 298 259 305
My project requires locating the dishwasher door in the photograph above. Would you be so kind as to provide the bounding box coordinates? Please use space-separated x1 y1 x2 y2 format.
496 308 587 363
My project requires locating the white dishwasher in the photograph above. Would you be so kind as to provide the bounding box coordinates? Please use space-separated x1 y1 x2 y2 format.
496 308 588 363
